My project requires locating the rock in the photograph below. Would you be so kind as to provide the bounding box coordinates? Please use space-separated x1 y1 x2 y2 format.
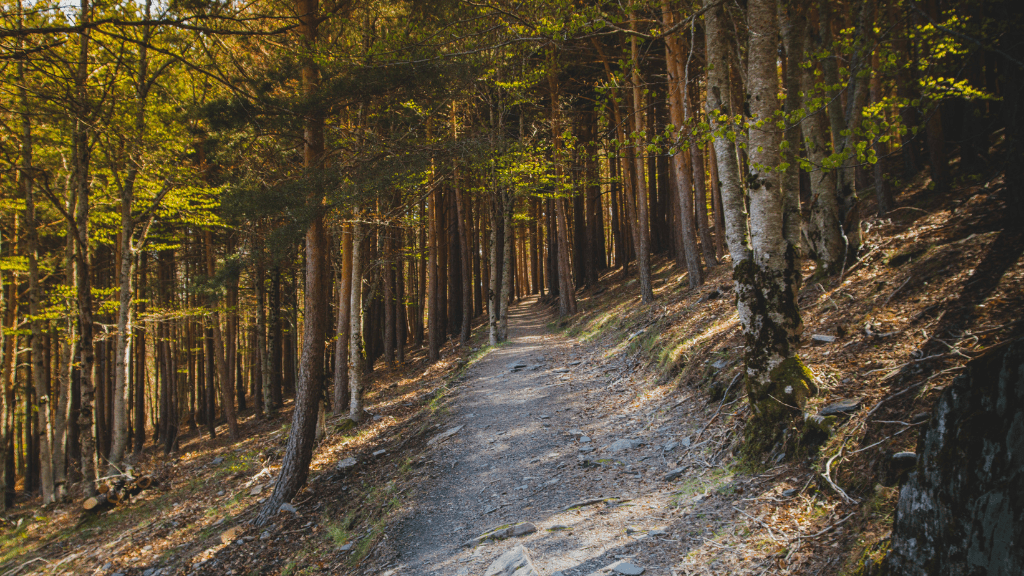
372 449 387 457
681 436 691 448
811 334 837 343
664 467 687 481
249 484 263 496
606 439 642 453
885 338 1024 576
818 397 863 416
649 528 669 537
220 526 242 545
609 561 645 575
210 457 225 466
662 441 678 452
578 446 595 453
339 542 353 551
102 563 112 570
278 503 297 514
336 457 357 470
427 425 464 446
782 488 798 498
484 545 540 576
259 531 271 540
142 545 153 552
881 452 918 486
373 414 383 421
711 359 729 369
579 435 591 443
568 429 587 439
508 361 528 373
464 522 537 547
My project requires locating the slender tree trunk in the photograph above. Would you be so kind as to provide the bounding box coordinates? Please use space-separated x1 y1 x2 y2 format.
348 209 366 420
627 17 654 302
498 196 514 339
256 259 268 417
548 50 578 315
427 182 441 362
662 2 705 288
333 224 352 413
455 174 472 343
488 194 501 344
133 252 147 456
205 231 238 440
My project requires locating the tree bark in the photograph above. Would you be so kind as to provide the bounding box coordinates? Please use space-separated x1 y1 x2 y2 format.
205 231 238 441
738 0 815 452
548 49 578 315
662 1 705 288
333 224 352 413
628 14 654 302
256 0 330 524
348 208 366 420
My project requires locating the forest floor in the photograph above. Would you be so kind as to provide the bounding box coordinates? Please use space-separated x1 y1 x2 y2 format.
0 160 1022 576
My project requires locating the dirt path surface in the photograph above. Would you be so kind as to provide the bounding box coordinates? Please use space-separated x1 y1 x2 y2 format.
387 297 771 576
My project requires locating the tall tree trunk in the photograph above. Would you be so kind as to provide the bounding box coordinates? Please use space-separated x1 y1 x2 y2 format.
488 195 502 345
427 182 441 361
133 252 147 456
548 49 578 315
662 1 704 288
269 266 283 409
18 36 55 502
498 196 514 340
455 173 472 343
255 259 269 417
257 0 330 523
705 0 750 262
738 0 815 452
205 231 238 441
348 209 366 420
333 224 352 413
627 16 654 302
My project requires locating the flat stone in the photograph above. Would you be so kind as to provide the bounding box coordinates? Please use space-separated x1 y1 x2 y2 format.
664 467 687 481
579 435 591 443
606 439 642 453
811 334 837 343
711 359 729 369
578 446 595 453
336 457 357 470
649 528 669 536
608 560 645 575
278 503 297 514
484 545 540 576
249 484 263 496
210 457 225 466
372 449 387 457
427 425 465 446
663 441 678 451
339 542 353 551
819 398 863 416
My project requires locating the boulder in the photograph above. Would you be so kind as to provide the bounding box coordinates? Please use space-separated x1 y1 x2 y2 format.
884 338 1024 576
484 545 540 576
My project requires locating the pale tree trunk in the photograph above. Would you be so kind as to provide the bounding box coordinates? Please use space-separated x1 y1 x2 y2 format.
739 0 815 454
256 0 330 524
499 195 514 339
661 0 704 288
205 231 238 441
54 211 76 499
0 251 13 512
548 49 578 315
799 10 844 275
704 0 750 262
348 208 366 421
109 1 155 472
332 224 352 413
454 180 472 344
18 28 55 502
488 196 501 344
256 259 272 416
628 12 654 303
74 0 98 495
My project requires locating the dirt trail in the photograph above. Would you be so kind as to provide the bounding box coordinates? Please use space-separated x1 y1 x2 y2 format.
388 297 722 576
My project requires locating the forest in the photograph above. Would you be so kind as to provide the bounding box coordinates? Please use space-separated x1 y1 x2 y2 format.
0 0 1022 570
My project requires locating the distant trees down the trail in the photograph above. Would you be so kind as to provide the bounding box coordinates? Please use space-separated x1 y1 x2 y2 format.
0 0 1019 514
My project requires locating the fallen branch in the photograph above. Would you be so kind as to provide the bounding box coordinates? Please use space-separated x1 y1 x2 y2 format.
822 449 858 505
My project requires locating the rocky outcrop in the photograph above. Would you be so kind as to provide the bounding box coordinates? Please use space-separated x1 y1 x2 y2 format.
884 337 1024 576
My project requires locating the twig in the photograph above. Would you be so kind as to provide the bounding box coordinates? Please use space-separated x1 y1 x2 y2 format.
0 557 49 576
822 448 858 504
